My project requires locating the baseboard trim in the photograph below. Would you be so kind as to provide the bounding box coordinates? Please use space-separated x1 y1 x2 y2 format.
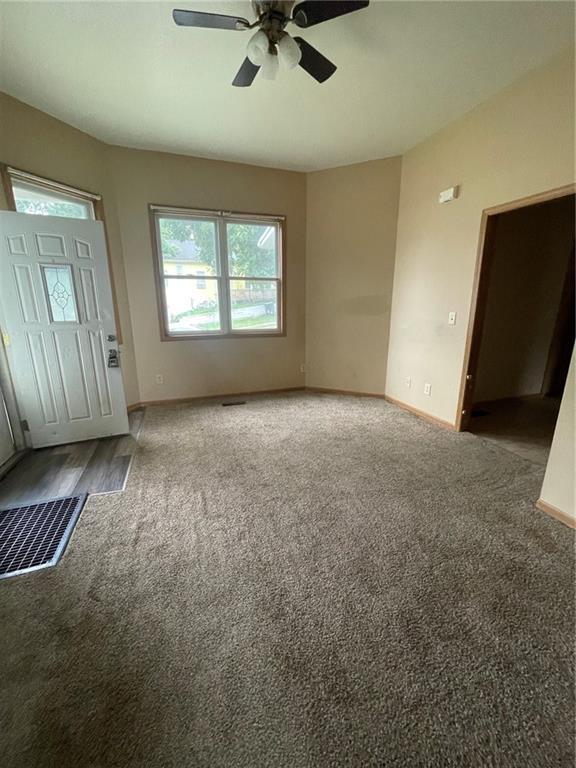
128 386 305 410
536 499 575 529
306 386 387 399
128 386 456 432
383 395 457 431
0 449 29 481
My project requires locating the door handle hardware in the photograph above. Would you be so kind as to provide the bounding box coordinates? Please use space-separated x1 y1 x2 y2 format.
107 334 117 342
107 349 120 368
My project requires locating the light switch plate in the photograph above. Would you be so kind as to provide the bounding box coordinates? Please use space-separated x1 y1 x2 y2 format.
448 311 457 326
424 382 432 396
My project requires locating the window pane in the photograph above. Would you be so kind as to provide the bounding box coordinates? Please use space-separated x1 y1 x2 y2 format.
229 280 278 331
164 277 221 334
13 181 92 219
227 222 278 278
159 217 218 276
42 265 79 322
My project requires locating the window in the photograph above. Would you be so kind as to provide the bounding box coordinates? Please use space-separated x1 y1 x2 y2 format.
151 206 284 338
4 167 97 220
41 265 79 323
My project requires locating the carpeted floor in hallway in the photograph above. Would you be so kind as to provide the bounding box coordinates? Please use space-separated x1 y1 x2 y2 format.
1 393 574 768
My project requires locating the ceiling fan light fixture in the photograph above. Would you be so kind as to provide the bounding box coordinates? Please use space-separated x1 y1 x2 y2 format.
260 50 279 80
277 33 302 69
173 1 371 87
246 29 269 65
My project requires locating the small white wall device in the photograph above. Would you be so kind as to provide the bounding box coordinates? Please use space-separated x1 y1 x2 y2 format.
438 185 460 204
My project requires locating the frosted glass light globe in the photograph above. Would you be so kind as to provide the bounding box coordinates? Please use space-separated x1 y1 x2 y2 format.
260 51 279 80
278 34 302 69
247 30 269 66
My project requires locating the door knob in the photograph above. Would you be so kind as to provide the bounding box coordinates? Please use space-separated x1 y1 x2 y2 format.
107 349 120 368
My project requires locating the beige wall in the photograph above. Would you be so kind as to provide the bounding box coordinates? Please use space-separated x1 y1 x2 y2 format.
0 93 140 405
474 196 574 402
540 348 575 522
0 93 306 406
386 50 575 424
305 158 401 392
107 146 306 403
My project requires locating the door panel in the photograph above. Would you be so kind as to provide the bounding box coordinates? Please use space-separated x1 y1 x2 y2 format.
53 330 91 420
13 264 40 323
88 330 113 417
79 267 100 321
0 211 128 446
26 331 59 424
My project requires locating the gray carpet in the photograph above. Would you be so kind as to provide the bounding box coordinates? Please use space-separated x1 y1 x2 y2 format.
0 393 574 767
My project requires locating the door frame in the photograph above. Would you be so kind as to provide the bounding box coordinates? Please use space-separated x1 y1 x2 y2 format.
455 183 576 432
0 336 28 478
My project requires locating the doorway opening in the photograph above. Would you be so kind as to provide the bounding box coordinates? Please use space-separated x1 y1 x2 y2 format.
459 188 575 466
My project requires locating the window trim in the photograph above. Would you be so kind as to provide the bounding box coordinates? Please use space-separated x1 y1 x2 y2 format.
149 203 286 341
0 163 123 342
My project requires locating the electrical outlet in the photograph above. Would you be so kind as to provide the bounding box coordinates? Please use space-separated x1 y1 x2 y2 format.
300 363 306 374
155 374 164 385
448 311 457 326
405 376 411 388
424 382 432 396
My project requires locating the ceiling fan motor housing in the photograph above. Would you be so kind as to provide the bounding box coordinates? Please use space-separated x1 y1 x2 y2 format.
252 1 294 44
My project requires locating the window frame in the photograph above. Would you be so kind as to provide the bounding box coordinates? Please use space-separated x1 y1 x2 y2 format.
149 204 286 341
0 164 123 342
2 166 99 219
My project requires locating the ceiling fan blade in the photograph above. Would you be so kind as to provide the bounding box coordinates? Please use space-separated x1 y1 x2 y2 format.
173 9 249 30
293 37 336 83
292 1 369 28
232 57 260 87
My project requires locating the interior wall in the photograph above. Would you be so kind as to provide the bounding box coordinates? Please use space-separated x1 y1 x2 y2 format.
0 92 140 405
107 146 306 403
385 49 575 425
305 158 401 393
0 93 307 407
540 347 575 522
474 195 575 403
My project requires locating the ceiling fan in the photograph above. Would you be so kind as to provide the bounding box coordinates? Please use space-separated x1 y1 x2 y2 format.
173 1 369 86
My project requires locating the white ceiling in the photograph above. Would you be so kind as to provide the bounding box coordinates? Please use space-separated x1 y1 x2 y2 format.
0 1 573 171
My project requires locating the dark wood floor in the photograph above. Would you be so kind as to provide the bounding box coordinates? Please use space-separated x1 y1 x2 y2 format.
0 409 144 508
469 396 560 466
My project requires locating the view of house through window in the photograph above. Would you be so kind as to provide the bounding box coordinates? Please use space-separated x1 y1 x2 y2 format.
154 208 283 337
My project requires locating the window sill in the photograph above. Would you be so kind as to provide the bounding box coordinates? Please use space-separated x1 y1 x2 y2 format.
161 331 286 341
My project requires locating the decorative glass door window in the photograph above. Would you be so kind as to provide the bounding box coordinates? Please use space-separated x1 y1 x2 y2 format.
151 206 284 339
41 265 79 323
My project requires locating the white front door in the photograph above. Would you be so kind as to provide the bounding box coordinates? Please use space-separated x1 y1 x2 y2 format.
0 211 128 447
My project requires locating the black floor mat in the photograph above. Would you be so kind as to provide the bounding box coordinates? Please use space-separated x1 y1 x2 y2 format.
0 495 87 579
